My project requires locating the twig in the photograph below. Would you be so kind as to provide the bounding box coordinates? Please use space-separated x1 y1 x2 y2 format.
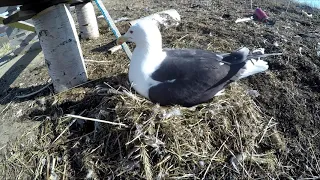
155 155 171 167
0 101 13 114
0 92 11 103
125 132 144 146
50 157 56 177
46 155 50 180
0 144 7 151
62 163 67 180
177 34 188 41
171 174 195 179
50 111 86 146
34 156 45 180
64 114 129 127
224 145 251 177
33 155 45 180
299 177 320 180
114 17 132 23
258 117 276 144
308 139 320 172
202 138 229 180
312 131 320 138
84 59 111 63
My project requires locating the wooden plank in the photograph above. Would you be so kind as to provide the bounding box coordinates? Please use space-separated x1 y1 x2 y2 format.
0 15 35 32
94 0 132 60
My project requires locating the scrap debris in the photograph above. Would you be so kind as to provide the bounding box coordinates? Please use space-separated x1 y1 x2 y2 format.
302 10 312 18
235 7 275 25
235 16 254 23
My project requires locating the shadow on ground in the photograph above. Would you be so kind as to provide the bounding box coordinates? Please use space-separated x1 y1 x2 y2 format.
25 73 129 120
0 43 46 103
21 73 129 178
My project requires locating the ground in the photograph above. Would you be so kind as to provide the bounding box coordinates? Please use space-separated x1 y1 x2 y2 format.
0 0 320 179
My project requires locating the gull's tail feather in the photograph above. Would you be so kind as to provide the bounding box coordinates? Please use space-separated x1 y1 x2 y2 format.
238 58 269 79
247 52 283 60
237 48 281 79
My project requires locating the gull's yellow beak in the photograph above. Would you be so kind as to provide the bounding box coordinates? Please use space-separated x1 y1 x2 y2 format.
116 36 129 45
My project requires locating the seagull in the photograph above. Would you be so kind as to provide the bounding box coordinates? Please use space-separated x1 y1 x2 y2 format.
116 20 281 107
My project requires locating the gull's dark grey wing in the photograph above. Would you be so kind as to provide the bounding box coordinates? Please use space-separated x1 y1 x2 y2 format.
220 47 249 65
148 48 247 106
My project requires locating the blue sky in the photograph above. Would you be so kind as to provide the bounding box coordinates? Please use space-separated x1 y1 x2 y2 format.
295 0 320 8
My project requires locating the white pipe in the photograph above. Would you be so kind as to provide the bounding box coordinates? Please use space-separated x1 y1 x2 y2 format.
32 4 88 93
75 2 100 39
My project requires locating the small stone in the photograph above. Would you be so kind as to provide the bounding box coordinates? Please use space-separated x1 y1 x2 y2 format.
199 160 205 167
16 109 23 117
37 97 46 106
247 90 260 97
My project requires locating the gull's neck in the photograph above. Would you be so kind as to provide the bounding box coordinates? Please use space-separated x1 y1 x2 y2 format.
131 39 164 75
128 38 165 99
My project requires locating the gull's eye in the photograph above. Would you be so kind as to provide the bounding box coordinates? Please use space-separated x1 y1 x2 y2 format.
129 30 133 34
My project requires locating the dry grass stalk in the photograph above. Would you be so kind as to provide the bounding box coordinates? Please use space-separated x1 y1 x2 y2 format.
64 114 129 127
1 0 320 179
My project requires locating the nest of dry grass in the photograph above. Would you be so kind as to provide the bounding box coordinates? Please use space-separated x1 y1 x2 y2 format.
1 0 320 179
0 82 286 179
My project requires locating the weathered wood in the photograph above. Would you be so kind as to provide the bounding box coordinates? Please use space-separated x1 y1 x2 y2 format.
108 45 122 54
32 4 88 93
130 9 181 30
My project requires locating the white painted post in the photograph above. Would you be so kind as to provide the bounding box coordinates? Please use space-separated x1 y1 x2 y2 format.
75 2 100 39
32 4 88 93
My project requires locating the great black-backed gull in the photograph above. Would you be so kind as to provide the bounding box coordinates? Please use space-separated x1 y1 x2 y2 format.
116 20 281 107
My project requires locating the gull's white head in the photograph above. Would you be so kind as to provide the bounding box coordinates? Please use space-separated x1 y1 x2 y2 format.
116 20 162 48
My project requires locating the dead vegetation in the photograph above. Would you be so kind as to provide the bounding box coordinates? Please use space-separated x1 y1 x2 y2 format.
0 0 320 179
0 83 286 179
